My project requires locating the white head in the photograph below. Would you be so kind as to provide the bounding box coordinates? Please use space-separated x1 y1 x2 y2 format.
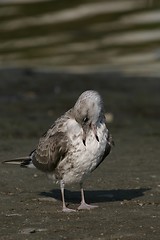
73 90 104 145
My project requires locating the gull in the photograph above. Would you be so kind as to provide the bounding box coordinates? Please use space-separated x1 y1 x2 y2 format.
3 90 114 212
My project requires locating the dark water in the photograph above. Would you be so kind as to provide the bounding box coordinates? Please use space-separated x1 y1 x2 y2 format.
0 0 160 76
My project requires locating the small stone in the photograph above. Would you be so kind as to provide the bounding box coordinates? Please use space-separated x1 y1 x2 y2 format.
138 203 144 206
6 213 22 217
20 228 36 234
38 197 57 202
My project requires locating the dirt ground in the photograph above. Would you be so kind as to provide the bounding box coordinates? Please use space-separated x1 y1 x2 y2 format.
0 69 160 240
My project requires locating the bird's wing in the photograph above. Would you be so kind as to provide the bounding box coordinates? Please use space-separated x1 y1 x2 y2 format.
102 131 114 160
91 130 114 172
32 115 71 172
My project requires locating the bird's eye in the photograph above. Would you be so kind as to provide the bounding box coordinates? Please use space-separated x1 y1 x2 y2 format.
83 117 89 123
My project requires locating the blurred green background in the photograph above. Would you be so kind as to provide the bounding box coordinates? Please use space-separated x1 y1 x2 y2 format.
0 0 160 76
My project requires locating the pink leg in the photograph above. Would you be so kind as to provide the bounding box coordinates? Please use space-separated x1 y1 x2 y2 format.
78 183 98 210
60 181 76 212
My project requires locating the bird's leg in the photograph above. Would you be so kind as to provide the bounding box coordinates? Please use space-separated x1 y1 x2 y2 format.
78 183 98 210
60 180 76 212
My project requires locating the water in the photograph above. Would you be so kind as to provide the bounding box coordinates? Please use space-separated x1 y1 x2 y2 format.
0 0 160 76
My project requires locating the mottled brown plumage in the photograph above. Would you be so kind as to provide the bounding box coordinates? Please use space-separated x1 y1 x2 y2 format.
3 90 113 212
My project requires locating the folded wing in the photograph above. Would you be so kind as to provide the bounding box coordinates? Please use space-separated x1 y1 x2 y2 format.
32 130 69 172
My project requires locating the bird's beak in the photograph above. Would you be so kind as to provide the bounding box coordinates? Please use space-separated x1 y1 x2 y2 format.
91 123 99 142
82 123 99 146
82 128 87 146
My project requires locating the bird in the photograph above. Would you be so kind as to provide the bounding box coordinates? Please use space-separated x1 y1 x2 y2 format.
3 90 114 212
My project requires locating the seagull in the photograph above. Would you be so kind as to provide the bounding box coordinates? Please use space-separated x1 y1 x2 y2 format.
3 90 114 212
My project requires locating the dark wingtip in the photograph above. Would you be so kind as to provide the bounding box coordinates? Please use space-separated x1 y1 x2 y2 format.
20 159 32 167
2 157 31 166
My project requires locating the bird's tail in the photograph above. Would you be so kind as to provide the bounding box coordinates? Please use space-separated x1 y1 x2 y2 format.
2 150 36 169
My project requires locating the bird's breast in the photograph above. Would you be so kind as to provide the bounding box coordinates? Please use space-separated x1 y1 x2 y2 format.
57 119 108 184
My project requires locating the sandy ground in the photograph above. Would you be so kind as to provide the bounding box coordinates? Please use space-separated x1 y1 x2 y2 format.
0 69 160 239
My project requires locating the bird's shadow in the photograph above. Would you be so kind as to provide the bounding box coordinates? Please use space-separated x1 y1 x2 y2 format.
39 188 150 204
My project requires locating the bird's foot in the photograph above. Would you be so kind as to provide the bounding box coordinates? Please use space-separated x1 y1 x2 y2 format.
62 206 76 213
78 202 98 210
